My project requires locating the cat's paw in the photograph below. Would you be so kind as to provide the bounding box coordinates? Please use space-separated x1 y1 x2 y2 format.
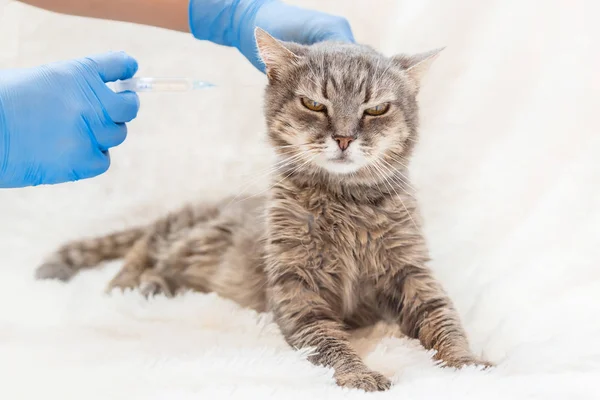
140 281 163 298
35 261 76 281
335 368 392 392
105 270 140 294
139 274 175 298
440 355 495 370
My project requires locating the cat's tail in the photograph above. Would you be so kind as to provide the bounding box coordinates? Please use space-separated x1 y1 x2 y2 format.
35 226 147 282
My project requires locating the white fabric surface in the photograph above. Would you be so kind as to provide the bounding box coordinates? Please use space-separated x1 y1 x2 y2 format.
1 0 599 398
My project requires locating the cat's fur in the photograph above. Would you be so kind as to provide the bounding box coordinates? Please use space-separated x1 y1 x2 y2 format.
35 28 491 391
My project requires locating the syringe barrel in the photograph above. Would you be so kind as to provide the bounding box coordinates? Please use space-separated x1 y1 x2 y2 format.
110 77 195 92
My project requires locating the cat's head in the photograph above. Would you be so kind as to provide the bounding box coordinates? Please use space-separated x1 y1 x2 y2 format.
256 28 441 187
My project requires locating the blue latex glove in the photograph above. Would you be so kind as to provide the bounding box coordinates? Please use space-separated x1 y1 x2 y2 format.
189 0 355 71
0 52 139 188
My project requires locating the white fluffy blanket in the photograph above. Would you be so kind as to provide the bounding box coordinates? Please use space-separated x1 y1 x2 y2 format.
1 0 599 398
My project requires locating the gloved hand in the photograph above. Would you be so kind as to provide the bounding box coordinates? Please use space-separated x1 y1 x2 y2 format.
189 0 355 71
0 52 139 188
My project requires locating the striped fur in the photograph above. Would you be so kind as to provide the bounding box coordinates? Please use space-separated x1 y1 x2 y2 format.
36 31 491 391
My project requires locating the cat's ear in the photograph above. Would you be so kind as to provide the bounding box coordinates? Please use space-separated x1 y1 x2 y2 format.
393 48 444 83
255 27 302 80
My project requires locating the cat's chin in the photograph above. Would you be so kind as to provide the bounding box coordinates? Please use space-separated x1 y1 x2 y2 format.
320 159 364 175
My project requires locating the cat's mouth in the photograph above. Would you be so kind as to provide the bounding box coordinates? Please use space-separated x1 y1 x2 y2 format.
315 146 367 175
321 155 364 175
329 155 350 163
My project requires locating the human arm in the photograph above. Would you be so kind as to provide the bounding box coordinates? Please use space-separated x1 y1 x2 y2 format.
18 0 191 32
18 0 355 71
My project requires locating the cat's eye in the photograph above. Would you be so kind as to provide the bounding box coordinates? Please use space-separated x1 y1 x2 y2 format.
364 103 390 116
301 97 326 112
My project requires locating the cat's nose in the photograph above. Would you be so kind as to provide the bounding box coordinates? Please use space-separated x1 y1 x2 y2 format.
333 136 354 151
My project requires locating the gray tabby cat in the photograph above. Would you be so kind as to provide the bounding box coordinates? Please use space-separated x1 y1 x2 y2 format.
36 28 492 391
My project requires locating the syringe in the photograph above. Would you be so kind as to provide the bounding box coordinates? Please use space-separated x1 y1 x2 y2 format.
108 77 215 93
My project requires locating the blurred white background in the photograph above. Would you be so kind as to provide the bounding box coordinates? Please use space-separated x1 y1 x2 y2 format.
1 0 599 398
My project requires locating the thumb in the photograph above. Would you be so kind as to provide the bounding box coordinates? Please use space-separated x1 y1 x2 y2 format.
83 51 139 83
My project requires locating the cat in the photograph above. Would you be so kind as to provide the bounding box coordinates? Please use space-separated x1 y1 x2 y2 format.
35 28 492 391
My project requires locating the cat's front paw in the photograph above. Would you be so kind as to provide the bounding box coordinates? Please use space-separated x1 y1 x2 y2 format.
440 355 494 370
139 273 175 298
105 269 141 294
335 368 391 392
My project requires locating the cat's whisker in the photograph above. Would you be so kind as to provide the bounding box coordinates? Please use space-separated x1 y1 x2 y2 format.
275 151 320 181
376 159 415 195
276 148 323 158
243 155 305 184
276 142 326 156
370 161 396 197
231 152 320 206
379 158 417 193
388 151 412 162
274 150 308 160
388 174 416 193
233 151 306 181
234 147 307 170
385 153 412 170
386 176 416 197
383 168 417 194
233 145 323 193
371 160 418 230
239 150 319 196
225 152 311 208
362 165 385 196
276 143 312 149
